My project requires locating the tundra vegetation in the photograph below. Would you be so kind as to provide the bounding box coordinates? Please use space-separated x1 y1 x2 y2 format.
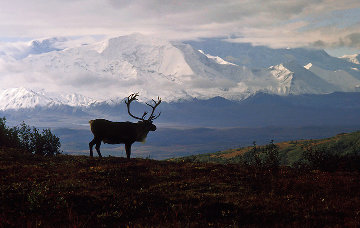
0 118 360 226
0 117 60 155
178 132 360 172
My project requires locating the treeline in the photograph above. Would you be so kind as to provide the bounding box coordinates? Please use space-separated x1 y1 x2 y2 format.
0 117 61 156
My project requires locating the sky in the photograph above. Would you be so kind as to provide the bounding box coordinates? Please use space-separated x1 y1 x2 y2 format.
0 0 359 56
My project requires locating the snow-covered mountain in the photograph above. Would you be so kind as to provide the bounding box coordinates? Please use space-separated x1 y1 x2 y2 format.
186 38 360 70
57 93 98 107
198 50 237 66
1 34 360 111
0 88 59 110
341 54 360 65
0 88 97 111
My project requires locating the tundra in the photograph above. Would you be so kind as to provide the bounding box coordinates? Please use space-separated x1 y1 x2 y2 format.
89 93 161 159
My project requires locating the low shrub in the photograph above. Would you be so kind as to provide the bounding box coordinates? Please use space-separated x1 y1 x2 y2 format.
0 117 61 155
302 145 360 172
242 140 280 172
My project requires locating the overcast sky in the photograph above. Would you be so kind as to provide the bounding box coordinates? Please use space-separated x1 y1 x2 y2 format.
0 0 359 56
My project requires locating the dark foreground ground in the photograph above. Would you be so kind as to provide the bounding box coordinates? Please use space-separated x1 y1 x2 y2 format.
0 148 359 227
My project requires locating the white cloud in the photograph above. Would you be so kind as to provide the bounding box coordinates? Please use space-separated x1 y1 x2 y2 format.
0 0 359 51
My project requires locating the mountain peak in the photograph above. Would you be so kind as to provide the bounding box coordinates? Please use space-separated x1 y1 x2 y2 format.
0 88 59 111
0 88 99 111
198 50 237 65
340 54 360 65
29 37 67 55
58 93 98 107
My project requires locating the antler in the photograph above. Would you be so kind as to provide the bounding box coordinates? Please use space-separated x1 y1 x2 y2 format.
125 93 147 120
146 96 162 121
125 93 162 121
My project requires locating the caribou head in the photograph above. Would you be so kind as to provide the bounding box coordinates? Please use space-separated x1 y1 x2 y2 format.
89 93 161 159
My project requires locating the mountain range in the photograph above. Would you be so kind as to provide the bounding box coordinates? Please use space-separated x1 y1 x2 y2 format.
1 34 360 158
0 34 360 148
1 34 360 110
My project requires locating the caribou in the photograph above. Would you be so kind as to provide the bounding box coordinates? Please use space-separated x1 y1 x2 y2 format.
89 93 161 159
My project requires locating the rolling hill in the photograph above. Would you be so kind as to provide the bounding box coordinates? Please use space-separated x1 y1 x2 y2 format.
173 130 360 166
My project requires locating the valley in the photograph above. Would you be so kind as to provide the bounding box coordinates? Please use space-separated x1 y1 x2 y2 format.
53 125 360 160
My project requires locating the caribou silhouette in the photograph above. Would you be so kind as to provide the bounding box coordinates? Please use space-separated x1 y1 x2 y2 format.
89 93 161 159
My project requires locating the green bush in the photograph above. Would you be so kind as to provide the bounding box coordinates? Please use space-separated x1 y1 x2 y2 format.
242 140 280 171
303 146 339 172
302 144 360 172
263 140 281 170
0 117 61 155
242 141 261 167
341 152 360 171
0 117 20 148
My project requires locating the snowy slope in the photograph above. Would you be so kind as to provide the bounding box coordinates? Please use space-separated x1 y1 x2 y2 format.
1 34 360 111
267 64 293 94
14 34 198 101
281 61 337 94
57 93 98 107
0 88 97 111
187 38 358 70
0 88 60 110
305 63 360 91
198 50 237 65
341 54 360 65
261 62 336 95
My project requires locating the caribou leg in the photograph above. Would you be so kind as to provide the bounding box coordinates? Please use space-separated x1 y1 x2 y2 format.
89 138 102 157
95 141 102 158
89 139 96 157
125 143 132 160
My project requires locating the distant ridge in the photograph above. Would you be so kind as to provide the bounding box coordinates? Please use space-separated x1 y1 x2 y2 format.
2 91 360 128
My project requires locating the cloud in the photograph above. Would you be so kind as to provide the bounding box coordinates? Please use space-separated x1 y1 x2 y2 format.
0 0 359 50
343 33 360 48
309 31 360 50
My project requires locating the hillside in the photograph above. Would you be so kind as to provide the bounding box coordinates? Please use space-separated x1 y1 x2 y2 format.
0 148 359 227
175 131 360 165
